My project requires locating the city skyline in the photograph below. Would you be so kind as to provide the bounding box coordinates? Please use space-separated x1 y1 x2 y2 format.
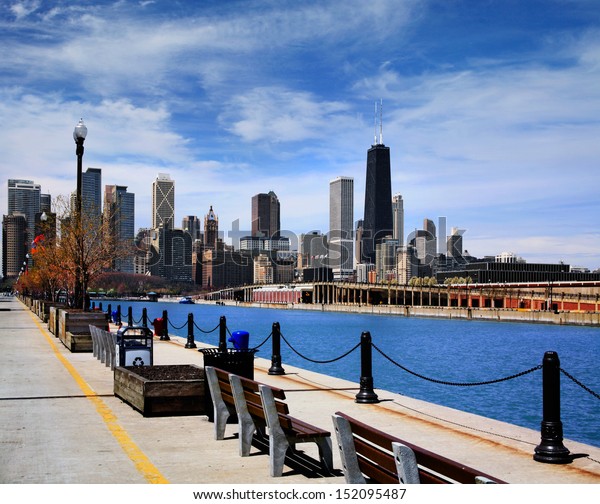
1 1 599 269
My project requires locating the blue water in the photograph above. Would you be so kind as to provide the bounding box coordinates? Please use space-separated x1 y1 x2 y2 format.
112 300 599 448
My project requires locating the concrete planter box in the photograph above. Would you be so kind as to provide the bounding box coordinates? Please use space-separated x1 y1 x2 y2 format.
58 309 108 352
114 365 206 417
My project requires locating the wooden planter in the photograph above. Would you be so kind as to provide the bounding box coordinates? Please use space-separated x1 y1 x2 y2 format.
40 301 65 324
114 365 206 417
48 306 60 335
58 309 108 352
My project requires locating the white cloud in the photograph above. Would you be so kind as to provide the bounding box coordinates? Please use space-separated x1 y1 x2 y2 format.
221 87 351 144
9 1 40 19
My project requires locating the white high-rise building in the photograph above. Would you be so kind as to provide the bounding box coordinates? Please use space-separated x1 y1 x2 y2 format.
392 193 404 247
329 176 354 280
152 173 175 229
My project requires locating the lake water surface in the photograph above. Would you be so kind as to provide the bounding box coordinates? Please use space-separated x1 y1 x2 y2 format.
114 300 599 448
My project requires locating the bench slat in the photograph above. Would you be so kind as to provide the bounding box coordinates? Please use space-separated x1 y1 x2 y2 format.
352 436 398 475
280 415 331 438
356 456 402 484
236 373 287 399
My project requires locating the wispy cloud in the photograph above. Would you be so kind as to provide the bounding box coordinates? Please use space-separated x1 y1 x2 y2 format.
221 87 351 144
9 1 40 20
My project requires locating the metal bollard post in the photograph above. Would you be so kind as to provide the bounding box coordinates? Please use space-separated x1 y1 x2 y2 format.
116 305 122 325
142 307 148 328
185 312 197 349
218 316 227 351
355 331 379 404
268 322 285 375
127 306 133 326
534 351 572 463
161 309 170 341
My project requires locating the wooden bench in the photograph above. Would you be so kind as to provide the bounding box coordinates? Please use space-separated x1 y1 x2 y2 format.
332 411 505 484
205 366 333 477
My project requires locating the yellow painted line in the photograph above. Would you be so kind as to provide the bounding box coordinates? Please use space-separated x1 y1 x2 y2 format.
28 310 169 484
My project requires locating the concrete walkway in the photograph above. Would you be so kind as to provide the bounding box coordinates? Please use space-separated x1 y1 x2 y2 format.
1 296 599 485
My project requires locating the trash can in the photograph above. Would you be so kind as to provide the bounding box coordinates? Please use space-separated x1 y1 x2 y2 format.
116 326 153 367
200 347 257 421
228 330 250 350
151 317 164 337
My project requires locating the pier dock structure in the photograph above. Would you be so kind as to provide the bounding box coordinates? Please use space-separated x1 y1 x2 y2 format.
1 296 599 484
204 281 600 325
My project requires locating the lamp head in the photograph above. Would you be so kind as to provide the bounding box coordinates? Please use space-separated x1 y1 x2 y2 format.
73 119 88 142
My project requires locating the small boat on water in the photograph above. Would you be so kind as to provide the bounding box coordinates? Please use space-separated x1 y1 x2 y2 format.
178 296 194 304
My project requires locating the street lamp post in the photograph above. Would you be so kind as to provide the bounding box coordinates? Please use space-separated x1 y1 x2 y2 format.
74 119 87 220
73 119 87 310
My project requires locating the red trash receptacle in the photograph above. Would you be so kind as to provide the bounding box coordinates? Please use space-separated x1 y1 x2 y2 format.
152 317 164 337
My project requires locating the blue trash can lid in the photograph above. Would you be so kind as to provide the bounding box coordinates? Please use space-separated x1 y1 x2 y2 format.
231 330 249 336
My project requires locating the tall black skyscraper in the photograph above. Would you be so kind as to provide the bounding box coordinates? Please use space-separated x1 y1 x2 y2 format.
251 191 280 239
361 106 393 264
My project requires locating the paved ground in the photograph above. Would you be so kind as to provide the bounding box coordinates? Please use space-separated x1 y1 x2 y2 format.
1 296 599 486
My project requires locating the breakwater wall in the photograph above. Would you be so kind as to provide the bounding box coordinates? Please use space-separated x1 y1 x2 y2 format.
225 301 600 326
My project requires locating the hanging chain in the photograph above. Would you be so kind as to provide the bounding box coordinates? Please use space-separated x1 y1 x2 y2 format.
280 332 361 364
168 319 188 330
561 368 600 400
372 342 542 387
252 332 273 350
193 321 220 334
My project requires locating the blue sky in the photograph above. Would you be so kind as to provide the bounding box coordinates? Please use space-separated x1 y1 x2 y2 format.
1 0 599 269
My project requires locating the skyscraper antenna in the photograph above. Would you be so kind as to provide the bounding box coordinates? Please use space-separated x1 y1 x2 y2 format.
379 98 383 145
374 101 378 145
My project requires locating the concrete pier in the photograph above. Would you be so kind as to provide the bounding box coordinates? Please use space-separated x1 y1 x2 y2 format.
1 296 599 485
